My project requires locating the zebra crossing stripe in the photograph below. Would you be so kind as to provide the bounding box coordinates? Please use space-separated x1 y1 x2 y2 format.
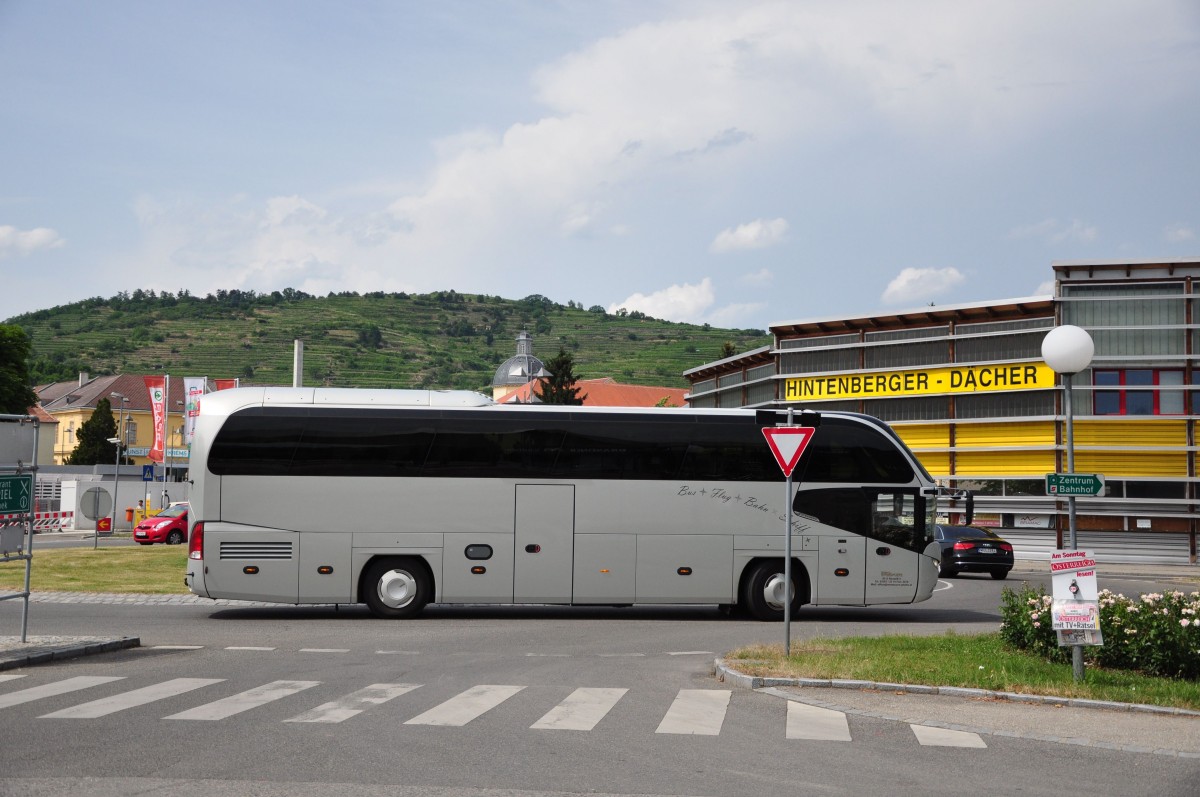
910 724 987 748
405 684 526 726
531 687 628 731
0 676 124 710
0 674 27 685
285 684 420 723
655 689 731 735
165 680 319 721
785 700 852 741
40 678 222 719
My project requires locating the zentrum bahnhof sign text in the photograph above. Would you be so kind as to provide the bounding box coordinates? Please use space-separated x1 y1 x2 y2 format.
785 362 1055 401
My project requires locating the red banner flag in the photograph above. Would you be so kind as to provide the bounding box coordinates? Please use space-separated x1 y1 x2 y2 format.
213 379 239 391
144 375 166 462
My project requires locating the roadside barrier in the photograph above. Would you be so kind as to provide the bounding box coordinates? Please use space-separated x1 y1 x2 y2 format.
0 511 75 533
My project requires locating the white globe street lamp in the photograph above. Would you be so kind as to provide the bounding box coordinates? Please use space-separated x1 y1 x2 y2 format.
1040 324 1095 682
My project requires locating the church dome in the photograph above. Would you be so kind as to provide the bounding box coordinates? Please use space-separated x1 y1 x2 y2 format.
492 331 547 388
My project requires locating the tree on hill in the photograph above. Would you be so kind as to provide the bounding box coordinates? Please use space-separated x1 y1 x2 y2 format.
0 324 37 414
66 397 120 465
536 347 587 405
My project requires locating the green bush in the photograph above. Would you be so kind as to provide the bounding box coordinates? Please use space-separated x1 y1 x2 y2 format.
1001 584 1200 679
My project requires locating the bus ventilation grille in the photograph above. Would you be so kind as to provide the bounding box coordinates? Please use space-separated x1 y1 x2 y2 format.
219 541 293 560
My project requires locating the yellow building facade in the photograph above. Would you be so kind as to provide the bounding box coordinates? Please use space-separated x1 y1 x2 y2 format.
686 259 1200 563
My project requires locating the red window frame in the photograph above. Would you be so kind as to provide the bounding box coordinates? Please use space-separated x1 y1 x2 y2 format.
1092 369 1184 415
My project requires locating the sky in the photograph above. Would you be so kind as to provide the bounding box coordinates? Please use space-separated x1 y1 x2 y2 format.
2 1 1198 332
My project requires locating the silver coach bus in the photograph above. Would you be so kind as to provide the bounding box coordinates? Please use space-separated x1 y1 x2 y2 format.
185 387 951 620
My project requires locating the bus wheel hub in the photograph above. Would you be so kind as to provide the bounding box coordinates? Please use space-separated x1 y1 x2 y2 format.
378 570 416 608
763 573 789 610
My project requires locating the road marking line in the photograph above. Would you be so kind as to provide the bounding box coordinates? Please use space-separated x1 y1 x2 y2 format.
405 685 525 726
299 648 350 653
911 724 987 748
166 680 319 720
531 687 628 731
598 653 645 658
785 700 852 741
655 689 731 735
0 674 27 684
225 646 274 651
151 645 203 650
376 650 420 655
0 676 123 710
40 678 222 718
666 651 713 656
526 653 571 657
285 683 420 723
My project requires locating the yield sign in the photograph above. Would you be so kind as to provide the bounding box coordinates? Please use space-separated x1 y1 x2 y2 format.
762 427 816 477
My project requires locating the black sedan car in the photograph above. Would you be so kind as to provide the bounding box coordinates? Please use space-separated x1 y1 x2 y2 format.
933 524 1014 579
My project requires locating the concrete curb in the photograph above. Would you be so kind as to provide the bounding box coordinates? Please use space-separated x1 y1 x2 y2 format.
0 636 140 671
712 658 1200 718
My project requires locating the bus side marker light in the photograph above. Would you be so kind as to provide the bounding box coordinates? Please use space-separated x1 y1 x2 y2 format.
471 566 486 575
677 567 692 576
317 566 334 575
243 566 260 575
834 568 849 577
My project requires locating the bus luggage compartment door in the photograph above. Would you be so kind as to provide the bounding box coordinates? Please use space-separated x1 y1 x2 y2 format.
514 484 575 603
815 536 866 605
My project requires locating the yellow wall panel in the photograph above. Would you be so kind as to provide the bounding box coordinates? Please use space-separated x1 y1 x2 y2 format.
1074 420 1187 447
1074 451 1188 477
954 449 1056 477
913 451 950 477
955 422 1056 448
894 424 950 449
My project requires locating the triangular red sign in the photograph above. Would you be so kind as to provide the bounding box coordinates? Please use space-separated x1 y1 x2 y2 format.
762 426 816 477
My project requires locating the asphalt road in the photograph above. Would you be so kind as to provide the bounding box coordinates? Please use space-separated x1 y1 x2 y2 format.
2 567 1198 796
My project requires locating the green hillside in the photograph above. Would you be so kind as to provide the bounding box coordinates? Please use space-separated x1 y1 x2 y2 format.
9 289 769 391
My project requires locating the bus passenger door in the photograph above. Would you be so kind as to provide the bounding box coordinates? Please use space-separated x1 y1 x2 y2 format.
514 484 575 603
815 535 866 605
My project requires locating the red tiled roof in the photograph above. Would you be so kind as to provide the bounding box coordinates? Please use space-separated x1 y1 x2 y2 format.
502 378 689 407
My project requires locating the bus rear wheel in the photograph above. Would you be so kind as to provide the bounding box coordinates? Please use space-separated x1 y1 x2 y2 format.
741 560 804 622
362 558 431 619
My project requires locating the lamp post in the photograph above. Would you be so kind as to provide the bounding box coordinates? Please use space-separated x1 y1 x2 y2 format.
1041 324 1095 681
104 392 130 549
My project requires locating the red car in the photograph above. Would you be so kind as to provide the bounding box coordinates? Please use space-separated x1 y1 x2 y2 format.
133 502 189 545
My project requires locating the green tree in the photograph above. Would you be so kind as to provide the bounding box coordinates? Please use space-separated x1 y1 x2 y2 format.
66 397 120 465
0 324 37 414
536 347 587 405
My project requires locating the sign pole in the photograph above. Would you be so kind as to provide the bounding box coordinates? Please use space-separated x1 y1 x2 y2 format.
784 408 793 655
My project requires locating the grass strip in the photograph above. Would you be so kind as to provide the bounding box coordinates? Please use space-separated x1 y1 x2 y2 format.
0 546 189 594
727 632 1200 711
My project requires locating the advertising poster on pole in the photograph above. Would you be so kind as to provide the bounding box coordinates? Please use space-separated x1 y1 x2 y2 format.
183 377 206 444
1050 549 1104 647
143 375 166 463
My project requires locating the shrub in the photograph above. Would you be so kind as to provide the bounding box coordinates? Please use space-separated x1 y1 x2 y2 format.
1000 584 1200 679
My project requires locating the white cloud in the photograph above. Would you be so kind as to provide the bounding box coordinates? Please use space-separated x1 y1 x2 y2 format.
0 225 64 257
609 278 716 323
710 218 788 253
741 268 774 286
881 266 965 305
1165 223 1195 242
607 278 766 327
1007 218 1097 244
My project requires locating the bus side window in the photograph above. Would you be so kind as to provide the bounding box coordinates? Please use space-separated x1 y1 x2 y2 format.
794 488 871 536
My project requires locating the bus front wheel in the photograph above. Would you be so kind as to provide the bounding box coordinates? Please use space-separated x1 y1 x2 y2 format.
362 558 431 619
741 560 804 622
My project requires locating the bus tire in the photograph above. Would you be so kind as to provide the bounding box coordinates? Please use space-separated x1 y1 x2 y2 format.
362 557 431 619
741 560 804 622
